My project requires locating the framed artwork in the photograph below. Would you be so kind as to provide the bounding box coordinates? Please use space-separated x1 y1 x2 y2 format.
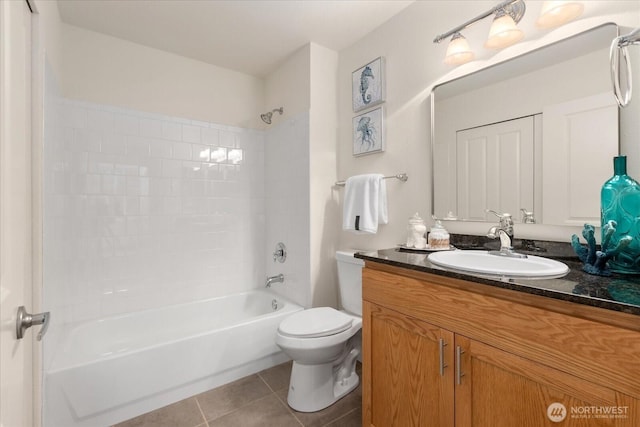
352 57 385 112
352 106 384 156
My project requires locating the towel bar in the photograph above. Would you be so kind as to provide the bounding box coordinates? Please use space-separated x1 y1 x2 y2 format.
335 173 408 187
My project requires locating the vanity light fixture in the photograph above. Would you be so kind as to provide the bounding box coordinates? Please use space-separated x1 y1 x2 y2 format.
485 8 525 49
434 0 526 65
444 32 475 65
536 1 584 29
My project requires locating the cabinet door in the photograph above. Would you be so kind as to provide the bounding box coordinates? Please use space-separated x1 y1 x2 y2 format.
363 302 454 427
455 335 639 427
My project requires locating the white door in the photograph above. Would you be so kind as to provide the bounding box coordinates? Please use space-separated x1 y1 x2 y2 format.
542 92 618 226
0 1 35 426
456 116 535 221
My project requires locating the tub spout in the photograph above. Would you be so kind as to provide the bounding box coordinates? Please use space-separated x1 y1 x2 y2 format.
265 274 284 288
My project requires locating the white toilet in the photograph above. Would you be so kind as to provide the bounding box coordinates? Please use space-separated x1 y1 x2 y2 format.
276 250 364 412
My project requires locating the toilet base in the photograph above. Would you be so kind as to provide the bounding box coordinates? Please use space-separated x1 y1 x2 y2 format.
286 346 359 413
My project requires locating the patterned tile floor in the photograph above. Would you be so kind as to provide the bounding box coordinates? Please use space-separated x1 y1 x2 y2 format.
114 361 362 427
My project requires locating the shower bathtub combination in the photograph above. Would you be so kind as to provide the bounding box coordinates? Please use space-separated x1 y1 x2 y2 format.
44 289 303 427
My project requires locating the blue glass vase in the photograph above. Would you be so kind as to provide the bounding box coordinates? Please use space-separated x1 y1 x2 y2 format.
601 156 640 274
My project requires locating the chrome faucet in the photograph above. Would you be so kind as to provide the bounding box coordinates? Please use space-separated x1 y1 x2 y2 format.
486 210 514 239
265 274 284 288
486 210 526 258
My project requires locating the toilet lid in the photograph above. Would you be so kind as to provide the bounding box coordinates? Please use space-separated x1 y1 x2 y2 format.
278 307 353 338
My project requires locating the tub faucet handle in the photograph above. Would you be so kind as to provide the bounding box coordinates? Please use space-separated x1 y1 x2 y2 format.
273 242 287 263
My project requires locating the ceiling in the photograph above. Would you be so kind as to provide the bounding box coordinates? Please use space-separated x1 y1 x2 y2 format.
56 0 414 77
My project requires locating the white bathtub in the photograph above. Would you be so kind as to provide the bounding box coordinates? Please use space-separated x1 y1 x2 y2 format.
44 289 303 427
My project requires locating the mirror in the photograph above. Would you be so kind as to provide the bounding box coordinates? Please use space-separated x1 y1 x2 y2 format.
432 24 620 226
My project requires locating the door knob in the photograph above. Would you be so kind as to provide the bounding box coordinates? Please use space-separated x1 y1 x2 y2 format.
16 306 50 341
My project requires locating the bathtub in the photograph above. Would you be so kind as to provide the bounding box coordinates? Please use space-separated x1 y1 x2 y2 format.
44 289 303 427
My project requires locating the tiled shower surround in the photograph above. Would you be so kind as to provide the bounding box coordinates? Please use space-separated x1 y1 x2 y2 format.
44 99 267 328
42 69 312 413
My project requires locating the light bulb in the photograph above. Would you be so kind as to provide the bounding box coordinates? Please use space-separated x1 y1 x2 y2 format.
485 11 524 49
536 1 584 29
444 32 475 65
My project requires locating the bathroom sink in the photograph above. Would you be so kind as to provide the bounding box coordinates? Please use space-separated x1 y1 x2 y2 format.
428 250 569 279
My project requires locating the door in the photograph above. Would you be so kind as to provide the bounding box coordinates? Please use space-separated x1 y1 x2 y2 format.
456 116 535 221
0 0 35 426
455 336 639 427
542 92 618 226
363 302 454 427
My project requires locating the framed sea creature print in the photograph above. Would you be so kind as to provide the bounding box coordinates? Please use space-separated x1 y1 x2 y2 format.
352 107 384 156
352 57 385 112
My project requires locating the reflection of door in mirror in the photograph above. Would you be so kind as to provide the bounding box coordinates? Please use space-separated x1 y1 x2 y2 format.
432 24 619 225
456 116 536 222
542 92 618 226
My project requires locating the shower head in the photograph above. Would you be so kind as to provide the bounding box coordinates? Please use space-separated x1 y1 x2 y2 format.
260 107 284 124
260 112 273 124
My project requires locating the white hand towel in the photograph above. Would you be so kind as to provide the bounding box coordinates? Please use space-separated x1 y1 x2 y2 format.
342 174 388 234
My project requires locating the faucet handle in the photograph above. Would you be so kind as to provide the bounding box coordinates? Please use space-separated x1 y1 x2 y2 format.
486 209 513 235
486 209 513 223
520 208 536 224
486 209 511 219
273 242 287 263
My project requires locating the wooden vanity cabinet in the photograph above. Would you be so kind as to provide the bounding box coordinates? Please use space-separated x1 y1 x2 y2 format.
362 261 640 427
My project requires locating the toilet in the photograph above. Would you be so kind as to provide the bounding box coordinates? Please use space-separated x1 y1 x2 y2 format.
276 250 364 412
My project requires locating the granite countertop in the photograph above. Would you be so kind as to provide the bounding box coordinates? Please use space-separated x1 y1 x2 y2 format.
356 240 640 316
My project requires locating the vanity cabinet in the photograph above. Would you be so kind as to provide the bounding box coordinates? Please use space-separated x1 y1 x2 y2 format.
362 261 640 427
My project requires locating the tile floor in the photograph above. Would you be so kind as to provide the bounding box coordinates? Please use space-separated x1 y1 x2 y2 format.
114 361 362 427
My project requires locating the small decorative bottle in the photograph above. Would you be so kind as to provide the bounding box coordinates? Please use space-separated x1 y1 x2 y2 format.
428 220 450 249
601 156 640 274
406 213 427 249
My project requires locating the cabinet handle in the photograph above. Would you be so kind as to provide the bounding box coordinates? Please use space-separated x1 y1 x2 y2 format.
438 338 448 376
456 345 465 385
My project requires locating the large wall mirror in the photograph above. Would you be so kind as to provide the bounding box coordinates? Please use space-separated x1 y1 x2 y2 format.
432 24 620 227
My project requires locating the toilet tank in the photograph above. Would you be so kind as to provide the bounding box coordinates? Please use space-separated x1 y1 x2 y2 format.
336 250 365 316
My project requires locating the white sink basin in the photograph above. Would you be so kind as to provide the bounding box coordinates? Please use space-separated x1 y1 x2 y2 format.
428 250 569 279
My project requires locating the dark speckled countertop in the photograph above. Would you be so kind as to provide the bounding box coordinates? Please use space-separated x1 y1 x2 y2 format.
355 237 640 316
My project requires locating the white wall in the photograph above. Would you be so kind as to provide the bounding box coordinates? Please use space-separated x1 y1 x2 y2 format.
309 43 339 308
265 44 311 122
61 24 264 129
264 112 311 307
338 2 640 249
338 1 436 251
33 0 63 80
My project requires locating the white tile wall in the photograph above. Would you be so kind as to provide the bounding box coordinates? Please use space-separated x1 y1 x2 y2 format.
264 112 311 307
44 99 267 327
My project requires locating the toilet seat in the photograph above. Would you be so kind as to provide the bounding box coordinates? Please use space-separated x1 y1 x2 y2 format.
278 307 353 338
